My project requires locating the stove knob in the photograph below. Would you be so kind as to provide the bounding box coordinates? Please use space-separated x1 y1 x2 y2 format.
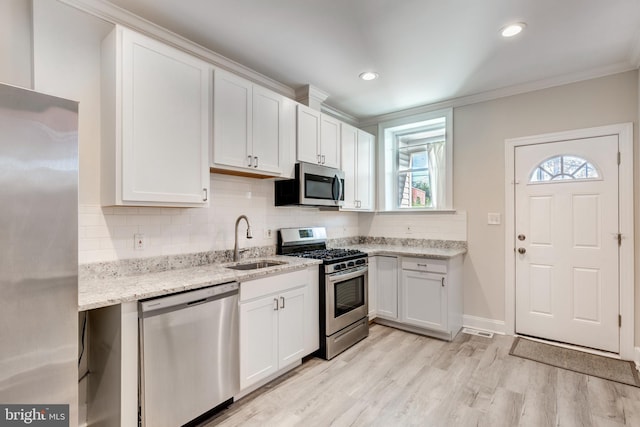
355 259 365 265
347 261 355 267
334 264 343 271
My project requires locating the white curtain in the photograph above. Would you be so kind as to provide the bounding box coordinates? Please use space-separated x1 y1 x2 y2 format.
426 141 446 208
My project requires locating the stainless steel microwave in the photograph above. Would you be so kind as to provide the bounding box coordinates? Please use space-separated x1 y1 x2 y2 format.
275 162 344 207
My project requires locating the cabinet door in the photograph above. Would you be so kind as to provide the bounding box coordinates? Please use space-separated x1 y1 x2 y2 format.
340 123 358 209
296 104 321 164
239 295 279 390
367 256 378 319
356 130 374 210
320 114 341 168
277 287 306 368
376 256 398 319
401 270 447 331
120 29 210 205
212 69 252 169
252 85 283 174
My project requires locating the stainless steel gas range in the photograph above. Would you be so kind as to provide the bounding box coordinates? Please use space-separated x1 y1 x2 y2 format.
277 227 369 360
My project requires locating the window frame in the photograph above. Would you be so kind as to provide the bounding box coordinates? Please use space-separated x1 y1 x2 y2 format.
377 108 453 212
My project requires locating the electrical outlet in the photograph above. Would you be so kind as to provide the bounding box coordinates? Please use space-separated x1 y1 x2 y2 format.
134 233 145 250
488 213 501 225
264 229 273 239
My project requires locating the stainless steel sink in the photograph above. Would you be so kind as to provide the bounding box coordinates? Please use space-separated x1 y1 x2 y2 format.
226 260 287 270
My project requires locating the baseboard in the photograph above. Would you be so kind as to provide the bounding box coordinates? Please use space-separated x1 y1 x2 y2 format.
463 315 506 335
635 347 640 372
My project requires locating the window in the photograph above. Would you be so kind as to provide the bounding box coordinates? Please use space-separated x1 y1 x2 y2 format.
529 155 600 183
379 109 452 210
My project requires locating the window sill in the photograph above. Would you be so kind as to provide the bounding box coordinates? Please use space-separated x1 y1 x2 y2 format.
373 209 457 214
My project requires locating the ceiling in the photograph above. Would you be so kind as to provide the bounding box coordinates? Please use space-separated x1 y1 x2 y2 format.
105 0 640 120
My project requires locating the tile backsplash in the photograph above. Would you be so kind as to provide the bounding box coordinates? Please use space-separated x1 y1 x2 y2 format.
79 174 467 264
79 174 359 264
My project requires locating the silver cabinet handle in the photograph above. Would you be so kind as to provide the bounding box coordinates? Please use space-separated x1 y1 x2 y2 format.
317 154 321 164
417 263 427 268
321 154 326 164
248 155 253 167
280 296 285 309
254 156 258 168
203 188 208 201
441 277 445 287
273 298 279 311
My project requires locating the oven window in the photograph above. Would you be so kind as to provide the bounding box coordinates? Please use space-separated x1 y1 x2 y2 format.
334 274 365 317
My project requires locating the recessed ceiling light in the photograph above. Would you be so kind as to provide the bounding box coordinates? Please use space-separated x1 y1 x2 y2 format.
359 71 378 81
501 22 526 38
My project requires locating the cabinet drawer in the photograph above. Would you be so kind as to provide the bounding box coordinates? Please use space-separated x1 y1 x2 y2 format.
401 257 447 274
240 269 308 302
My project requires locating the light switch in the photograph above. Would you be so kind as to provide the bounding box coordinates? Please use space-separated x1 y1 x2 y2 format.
488 213 501 225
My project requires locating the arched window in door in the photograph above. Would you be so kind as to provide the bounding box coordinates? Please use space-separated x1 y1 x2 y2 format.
529 155 600 182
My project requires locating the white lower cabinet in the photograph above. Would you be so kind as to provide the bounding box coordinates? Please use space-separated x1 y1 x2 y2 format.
401 269 447 331
239 267 318 392
375 256 399 320
373 255 463 341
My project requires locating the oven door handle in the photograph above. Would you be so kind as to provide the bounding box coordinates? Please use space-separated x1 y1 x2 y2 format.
327 266 368 283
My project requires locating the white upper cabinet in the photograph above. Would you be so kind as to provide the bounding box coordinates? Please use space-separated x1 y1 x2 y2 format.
101 25 210 207
341 124 375 211
212 68 286 176
296 104 341 169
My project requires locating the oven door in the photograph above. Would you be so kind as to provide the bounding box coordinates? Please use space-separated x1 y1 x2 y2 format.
325 265 368 335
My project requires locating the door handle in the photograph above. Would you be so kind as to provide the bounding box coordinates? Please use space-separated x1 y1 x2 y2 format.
518 234 526 241
518 247 526 254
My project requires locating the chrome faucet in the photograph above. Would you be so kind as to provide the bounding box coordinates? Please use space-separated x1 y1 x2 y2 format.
234 215 253 261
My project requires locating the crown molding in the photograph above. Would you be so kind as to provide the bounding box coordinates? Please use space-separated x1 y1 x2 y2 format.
359 62 637 127
58 0 296 99
320 104 359 127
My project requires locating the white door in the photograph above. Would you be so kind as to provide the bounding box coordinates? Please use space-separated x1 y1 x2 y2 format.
277 287 306 368
515 135 619 353
239 296 278 390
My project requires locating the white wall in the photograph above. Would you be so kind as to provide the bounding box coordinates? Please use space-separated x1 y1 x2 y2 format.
453 70 638 331
0 0 32 88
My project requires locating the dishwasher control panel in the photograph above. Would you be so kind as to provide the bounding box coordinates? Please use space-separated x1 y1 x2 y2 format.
139 281 239 314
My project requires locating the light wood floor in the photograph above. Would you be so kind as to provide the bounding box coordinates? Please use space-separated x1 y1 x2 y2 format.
203 324 640 426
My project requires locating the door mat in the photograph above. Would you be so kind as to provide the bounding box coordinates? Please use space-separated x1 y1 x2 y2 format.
509 337 640 387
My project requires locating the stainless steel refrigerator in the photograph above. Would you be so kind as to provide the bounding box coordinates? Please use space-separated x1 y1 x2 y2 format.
0 83 78 425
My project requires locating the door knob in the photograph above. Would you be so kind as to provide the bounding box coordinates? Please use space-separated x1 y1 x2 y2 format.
518 234 526 241
517 247 526 254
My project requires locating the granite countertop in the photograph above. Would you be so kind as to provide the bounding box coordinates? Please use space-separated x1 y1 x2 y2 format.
339 244 467 259
78 256 321 311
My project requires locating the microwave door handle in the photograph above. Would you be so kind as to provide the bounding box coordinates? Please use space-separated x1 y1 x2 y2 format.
332 174 342 203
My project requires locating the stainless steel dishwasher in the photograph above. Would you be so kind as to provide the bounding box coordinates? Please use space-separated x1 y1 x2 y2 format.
139 282 239 427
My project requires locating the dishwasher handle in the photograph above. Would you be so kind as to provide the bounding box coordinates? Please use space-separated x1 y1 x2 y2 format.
140 281 239 317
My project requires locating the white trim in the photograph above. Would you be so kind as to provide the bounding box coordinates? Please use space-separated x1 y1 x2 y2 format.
58 0 296 99
635 347 640 372
629 30 640 68
463 314 506 335
504 123 634 361
360 63 635 128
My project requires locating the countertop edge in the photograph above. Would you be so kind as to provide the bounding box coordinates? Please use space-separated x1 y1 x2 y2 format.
78 257 321 312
